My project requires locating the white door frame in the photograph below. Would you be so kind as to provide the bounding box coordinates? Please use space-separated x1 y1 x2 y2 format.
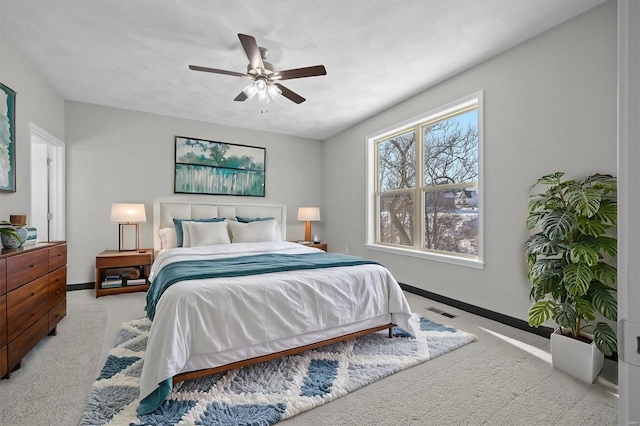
28 122 65 241
618 1 640 424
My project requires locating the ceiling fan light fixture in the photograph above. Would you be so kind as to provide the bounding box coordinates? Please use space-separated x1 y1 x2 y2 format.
267 84 282 101
257 89 270 104
242 82 257 99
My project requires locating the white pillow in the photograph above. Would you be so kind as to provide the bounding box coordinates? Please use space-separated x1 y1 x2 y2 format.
228 219 278 243
184 221 231 247
158 227 177 249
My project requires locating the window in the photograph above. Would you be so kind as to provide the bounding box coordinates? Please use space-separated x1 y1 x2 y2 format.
366 92 483 268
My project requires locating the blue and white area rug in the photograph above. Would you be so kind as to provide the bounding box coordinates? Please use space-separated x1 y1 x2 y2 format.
81 316 476 425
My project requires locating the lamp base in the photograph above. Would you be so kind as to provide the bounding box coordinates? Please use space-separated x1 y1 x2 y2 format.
119 223 140 251
304 221 312 242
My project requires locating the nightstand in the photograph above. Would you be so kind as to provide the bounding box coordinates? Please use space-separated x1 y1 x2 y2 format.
95 249 153 297
308 243 327 252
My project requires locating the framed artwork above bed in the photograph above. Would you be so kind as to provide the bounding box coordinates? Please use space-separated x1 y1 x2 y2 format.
174 136 265 197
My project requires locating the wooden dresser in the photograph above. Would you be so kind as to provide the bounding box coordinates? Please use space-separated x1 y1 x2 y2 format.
0 242 67 378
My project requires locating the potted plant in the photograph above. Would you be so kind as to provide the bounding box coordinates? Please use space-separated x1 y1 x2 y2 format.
524 172 617 383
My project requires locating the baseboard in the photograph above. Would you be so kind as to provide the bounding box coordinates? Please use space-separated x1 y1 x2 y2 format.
400 283 618 362
67 282 94 291
400 283 555 338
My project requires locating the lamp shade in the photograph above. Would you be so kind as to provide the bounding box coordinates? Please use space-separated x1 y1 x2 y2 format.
297 207 320 222
110 203 147 223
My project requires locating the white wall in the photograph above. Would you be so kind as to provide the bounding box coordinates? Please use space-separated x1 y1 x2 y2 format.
322 1 617 322
65 102 323 284
0 31 65 220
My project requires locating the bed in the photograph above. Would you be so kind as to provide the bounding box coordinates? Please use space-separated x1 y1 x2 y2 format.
138 200 415 414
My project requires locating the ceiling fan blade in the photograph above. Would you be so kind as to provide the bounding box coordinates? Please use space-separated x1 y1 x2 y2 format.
277 65 327 81
238 33 265 73
275 83 305 104
234 91 248 102
189 65 248 78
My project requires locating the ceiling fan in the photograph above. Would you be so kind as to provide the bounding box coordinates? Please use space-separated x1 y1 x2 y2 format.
189 33 327 105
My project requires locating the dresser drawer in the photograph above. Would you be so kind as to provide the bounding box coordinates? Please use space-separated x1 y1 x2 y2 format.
8 314 48 371
49 298 66 332
0 345 6 379
6 249 49 292
48 266 66 308
48 244 67 272
0 294 5 348
6 275 49 343
0 258 5 295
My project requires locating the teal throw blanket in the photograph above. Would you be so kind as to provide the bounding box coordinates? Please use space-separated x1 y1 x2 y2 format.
145 252 381 320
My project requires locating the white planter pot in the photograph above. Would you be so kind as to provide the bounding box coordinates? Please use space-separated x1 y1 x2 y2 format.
550 328 604 383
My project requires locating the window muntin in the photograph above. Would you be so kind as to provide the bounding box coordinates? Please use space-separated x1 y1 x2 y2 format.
372 95 481 262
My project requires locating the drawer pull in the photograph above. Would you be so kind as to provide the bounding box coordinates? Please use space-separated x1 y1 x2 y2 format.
30 264 34 268
30 292 35 296
55 291 60 295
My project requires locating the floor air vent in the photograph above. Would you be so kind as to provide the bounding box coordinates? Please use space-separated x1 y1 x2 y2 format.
426 306 457 319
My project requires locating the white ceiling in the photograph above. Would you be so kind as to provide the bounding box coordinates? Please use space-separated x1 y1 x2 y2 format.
0 0 605 141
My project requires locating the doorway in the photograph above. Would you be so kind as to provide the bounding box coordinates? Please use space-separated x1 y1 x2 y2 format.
29 122 65 242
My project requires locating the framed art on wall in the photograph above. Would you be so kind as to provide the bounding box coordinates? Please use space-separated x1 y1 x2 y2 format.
0 82 16 193
174 136 266 197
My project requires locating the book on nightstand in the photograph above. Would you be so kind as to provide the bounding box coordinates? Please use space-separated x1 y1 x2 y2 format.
101 279 123 288
126 278 147 286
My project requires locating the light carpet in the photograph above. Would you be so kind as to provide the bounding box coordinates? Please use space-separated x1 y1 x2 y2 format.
80 315 476 425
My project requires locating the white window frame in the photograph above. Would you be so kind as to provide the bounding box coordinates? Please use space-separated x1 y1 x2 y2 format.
365 91 484 269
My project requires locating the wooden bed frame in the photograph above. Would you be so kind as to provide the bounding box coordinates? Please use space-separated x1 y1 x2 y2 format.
153 198 396 385
174 323 395 383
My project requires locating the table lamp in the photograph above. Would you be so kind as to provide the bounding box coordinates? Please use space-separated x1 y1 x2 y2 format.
110 203 146 251
297 207 320 242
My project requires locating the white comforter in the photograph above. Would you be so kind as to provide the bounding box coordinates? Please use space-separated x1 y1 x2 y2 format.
139 241 414 401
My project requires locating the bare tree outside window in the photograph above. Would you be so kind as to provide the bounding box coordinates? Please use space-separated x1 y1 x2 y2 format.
423 110 479 255
375 105 479 258
377 131 415 246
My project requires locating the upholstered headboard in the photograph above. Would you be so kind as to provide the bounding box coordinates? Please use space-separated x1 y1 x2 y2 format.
153 198 287 252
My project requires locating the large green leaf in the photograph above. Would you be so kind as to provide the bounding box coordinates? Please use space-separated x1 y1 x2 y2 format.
594 199 617 226
528 194 554 213
530 275 562 302
563 263 593 296
535 172 565 187
568 243 599 266
528 258 564 281
568 188 601 218
593 322 617 356
594 236 617 257
576 217 608 237
574 297 596 322
593 262 617 286
583 173 617 194
588 282 617 321
526 211 546 230
555 301 577 329
528 300 556 326
542 211 576 241
525 233 566 257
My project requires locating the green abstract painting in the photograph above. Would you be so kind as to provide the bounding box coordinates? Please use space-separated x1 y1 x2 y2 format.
0 82 16 192
174 136 265 197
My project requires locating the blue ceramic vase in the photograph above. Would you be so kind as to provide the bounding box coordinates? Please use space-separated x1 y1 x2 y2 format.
1 226 28 249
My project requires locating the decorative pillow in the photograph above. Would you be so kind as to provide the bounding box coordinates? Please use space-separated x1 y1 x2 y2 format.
184 221 231 247
158 227 177 249
235 216 276 223
173 217 225 247
228 219 278 243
